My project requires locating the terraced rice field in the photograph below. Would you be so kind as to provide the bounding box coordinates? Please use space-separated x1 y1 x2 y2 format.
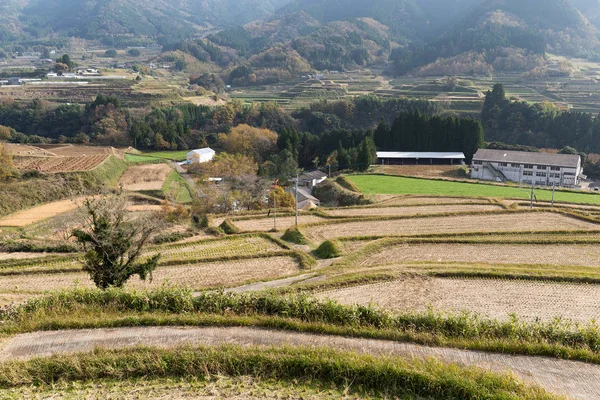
228 216 326 232
318 277 600 323
324 204 502 217
356 243 600 267
305 212 599 242
150 236 285 263
0 256 301 294
0 236 286 275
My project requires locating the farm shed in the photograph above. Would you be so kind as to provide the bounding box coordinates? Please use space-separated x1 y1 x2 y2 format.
186 148 215 164
377 152 465 165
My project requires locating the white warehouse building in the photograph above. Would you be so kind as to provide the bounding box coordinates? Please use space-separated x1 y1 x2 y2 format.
471 149 584 187
186 148 215 164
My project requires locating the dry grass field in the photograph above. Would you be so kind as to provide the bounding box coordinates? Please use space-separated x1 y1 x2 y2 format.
318 277 600 323
305 212 599 242
0 197 86 227
119 164 172 191
357 243 600 267
324 204 503 217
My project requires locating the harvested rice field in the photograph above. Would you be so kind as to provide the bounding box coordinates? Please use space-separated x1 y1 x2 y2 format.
318 277 600 323
151 236 284 263
305 212 600 242
229 216 326 232
324 204 503 217
0 256 301 294
356 243 600 267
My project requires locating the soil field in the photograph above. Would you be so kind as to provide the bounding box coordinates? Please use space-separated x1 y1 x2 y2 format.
380 165 463 179
36 144 118 157
305 212 599 242
119 164 172 191
14 155 109 172
0 197 85 227
3 144 55 157
325 204 502 217
0 256 301 294
358 243 600 267
220 216 327 232
318 277 600 323
373 195 492 206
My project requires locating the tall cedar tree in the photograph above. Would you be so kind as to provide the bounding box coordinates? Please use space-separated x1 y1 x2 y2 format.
72 196 162 289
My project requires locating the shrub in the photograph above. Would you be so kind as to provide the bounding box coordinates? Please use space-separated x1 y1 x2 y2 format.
199 215 211 228
314 240 342 259
281 226 307 244
152 231 195 245
219 219 240 234
313 180 371 207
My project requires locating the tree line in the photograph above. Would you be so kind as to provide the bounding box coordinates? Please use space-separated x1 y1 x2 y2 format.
482 83 600 153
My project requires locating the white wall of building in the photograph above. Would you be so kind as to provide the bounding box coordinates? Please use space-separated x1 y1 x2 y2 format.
471 159 582 187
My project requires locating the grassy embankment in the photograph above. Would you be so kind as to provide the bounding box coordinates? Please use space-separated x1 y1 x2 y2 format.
3 288 600 366
0 156 128 217
125 150 188 163
162 170 192 203
0 344 557 400
348 175 600 205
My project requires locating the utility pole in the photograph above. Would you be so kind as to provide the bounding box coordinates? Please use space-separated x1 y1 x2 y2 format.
552 184 556 208
328 163 331 178
273 193 277 231
530 181 535 210
294 174 299 226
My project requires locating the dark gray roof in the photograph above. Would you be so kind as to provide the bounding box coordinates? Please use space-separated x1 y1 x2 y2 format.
286 187 319 203
299 170 327 181
473 149 580 168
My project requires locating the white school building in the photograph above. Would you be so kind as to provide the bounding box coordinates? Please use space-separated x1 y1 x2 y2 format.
471 149 584 187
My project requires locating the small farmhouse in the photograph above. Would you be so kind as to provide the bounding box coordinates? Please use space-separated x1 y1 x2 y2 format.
286 187 320 210
298 170 327 190
377 152 465 165
186 148 215 164
471 149 584 187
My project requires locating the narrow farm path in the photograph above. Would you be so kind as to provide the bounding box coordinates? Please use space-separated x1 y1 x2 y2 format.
170 161 203 197
0 326 598 399
225 273 317 293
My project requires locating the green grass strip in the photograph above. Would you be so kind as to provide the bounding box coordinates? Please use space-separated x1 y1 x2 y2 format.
4 288 600 365
0 344 557 399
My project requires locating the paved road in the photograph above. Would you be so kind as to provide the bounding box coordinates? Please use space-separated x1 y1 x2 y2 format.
0 326 598 399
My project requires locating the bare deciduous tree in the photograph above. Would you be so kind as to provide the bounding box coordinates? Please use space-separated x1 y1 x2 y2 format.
72 195 162 289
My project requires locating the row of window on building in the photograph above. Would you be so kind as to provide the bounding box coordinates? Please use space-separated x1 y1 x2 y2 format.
473 161 562 171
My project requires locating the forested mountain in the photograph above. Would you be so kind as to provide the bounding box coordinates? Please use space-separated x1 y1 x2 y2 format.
3 0 600 76
1 0 292 46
